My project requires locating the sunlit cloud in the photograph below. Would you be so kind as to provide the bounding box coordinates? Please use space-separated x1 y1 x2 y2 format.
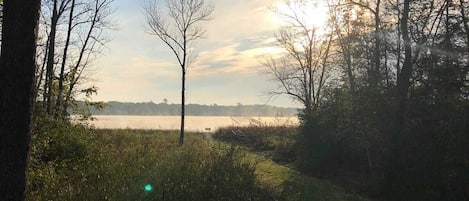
206 0 277 41
190 36 283 77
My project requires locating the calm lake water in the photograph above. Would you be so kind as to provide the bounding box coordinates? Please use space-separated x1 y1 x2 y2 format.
88 115 299 132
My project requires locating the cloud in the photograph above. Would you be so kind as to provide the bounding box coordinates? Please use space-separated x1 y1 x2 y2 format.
92 54 182 102
206 0 277 41
89 0 299 107
189 34 282 77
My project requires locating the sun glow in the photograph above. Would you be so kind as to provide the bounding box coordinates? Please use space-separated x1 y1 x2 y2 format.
270 0 329 29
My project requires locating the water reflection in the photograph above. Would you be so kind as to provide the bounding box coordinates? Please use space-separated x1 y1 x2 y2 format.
88 115 299 132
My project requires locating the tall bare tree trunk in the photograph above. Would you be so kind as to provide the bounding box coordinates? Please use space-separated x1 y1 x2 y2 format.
397 0 412 145
44 1 59 114
56 0 75 118
390 0 412 192
0 0 40 200
40 36 50 106
179 35 187 146
64 0 99 113
373 0 381 87
179 70 185 145
144 0 213 145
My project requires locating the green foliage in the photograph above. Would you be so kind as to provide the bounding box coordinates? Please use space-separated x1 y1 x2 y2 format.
294 83 469 200
259 0 469 199
27 119 276 201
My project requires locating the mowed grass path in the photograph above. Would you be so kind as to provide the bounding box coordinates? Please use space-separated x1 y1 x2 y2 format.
209 138 369 201
253 155 368 201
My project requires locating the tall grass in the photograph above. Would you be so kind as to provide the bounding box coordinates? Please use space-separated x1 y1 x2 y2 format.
213 119 298 163
27 118 277 201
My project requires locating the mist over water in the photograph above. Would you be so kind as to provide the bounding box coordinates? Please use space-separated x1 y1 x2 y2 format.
89 115 299 132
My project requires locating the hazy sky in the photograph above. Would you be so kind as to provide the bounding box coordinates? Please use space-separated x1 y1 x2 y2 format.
91 0 301 107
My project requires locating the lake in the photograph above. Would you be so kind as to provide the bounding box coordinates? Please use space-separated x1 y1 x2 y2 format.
88 115 299 132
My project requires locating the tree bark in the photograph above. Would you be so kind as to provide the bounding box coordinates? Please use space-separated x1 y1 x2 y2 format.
390 0 412 191
56 0 75 118
0 0 40 200
179 69 185 145
459 0 469 47
44 0 59 114
397 0 412 142
373 0 381 87
64 0 99 113
144 0 213 145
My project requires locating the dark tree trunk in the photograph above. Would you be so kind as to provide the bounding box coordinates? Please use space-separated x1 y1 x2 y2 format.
64 1 99 113
459 0 469 47
56 0 75 118
179 70 185 145
0 0 41 200
389 0 412 193
44 1 59 114
373 0 381 87
179 32 187 146
396 0 412 146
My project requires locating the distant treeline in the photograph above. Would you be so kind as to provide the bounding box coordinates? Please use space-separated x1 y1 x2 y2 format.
86 101 298 116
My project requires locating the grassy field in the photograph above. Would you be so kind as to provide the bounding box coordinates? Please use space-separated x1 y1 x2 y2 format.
212 126 368 201
252 154 368 201
28 118 277 201
27 118 368 201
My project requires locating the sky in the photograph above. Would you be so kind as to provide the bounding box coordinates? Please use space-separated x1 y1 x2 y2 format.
90 0 304 107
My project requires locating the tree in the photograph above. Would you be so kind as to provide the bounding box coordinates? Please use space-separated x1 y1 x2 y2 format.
0 0 41 200
144 0 213 145
0 2 3 42
327 0 394 177
263 0 334 174
43 0 70 114
264 0 333 118
55 0 75 117
62 0 114 117
35 0 114 118
300 0 468 198
261 0 468 198
347 0 383 87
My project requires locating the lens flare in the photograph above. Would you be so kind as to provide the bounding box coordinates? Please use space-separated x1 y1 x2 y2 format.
144 184 153 192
